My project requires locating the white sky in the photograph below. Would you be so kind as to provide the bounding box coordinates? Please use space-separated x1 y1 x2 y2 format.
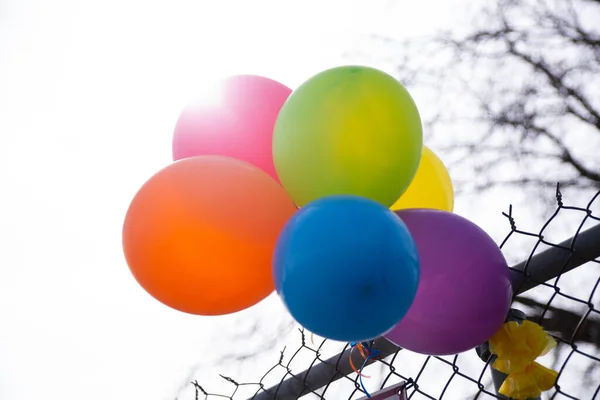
0 1 583 399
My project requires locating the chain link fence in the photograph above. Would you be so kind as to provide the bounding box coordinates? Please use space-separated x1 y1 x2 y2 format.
189 185 600 400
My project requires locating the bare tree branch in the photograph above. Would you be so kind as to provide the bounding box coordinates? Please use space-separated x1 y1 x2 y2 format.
502 38 600 130
382 0 600 192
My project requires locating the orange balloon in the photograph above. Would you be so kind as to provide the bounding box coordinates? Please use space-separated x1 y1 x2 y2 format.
122 155 297 315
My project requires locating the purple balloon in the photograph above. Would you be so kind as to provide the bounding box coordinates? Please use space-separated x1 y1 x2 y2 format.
384 209 512 355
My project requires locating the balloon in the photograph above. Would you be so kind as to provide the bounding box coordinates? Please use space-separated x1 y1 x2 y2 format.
172 75 292 182
391 146 454 212
122 155 297 315
384 209 512 355
273 195 420 342
273 65 423 207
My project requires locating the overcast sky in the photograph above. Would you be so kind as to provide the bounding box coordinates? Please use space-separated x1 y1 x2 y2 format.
0 1 583 399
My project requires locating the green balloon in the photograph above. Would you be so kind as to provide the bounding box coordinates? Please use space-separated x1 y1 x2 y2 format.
273 65 423 207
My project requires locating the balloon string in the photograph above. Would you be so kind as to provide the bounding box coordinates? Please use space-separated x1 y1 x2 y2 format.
349 346 360 375
349 342 372 378
358 344 381 398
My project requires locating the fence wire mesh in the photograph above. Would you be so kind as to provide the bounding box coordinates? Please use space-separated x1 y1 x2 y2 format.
190 185 600 400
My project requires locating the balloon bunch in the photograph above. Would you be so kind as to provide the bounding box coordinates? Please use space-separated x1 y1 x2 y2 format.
122 65 513 357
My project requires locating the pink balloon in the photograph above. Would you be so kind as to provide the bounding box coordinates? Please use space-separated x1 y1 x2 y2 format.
172 75 292 182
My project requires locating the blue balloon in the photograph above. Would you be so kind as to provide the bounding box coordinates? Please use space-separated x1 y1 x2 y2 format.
273 195 420 342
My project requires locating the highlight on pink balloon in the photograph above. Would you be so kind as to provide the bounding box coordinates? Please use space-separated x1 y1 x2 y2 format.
172 74 292 182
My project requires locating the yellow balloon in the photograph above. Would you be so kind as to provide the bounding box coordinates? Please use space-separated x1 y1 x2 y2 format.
391 146 454 211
